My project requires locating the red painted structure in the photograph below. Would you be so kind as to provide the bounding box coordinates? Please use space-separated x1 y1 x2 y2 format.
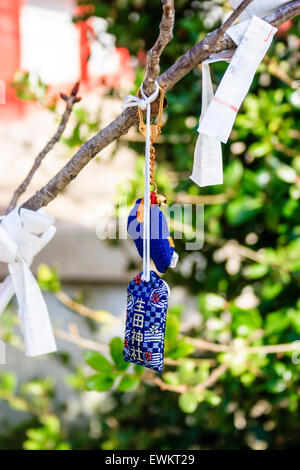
0 0 23 118
0 0 134 121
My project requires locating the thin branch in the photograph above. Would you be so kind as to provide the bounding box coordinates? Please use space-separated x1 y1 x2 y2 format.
219 0 254 33
0 390 49 417
5 82 81 214
264 55 300 90
195 363 229 393
153 363 229 394
143 0 175 95
188 336 300 355
53 325 109 354
158 0 300 89
173 192 228 205
22 107 138 211
153 376 187 393
21 0 300 212
55 290 118 325
215 0 300 53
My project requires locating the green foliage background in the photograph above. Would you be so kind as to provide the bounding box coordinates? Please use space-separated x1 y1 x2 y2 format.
0 0 300 450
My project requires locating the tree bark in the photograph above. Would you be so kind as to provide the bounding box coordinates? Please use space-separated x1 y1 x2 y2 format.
22 0 300 212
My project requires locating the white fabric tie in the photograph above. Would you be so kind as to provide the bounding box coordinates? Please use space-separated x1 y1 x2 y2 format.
122 81 160 282
0 207 57 356
191 12 277 187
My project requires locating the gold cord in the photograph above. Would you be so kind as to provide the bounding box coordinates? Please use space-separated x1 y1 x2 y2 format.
137 87 164 194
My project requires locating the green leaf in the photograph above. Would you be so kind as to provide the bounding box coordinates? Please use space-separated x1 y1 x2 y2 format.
83 351 113 374
166 315 180 347
85 374 114 392
206 393 222 406
0 373 17 393
167 340 195 360
265 310 291 336
243 263 269 279
168 305 184 318
109 337 129 371
249 141 272 158
134 364 145 376
37 264 60 292
226 196 262 226
266 379 286 394
231 305 262 333
178 392 198 414
224 159 243 187
276 164 296 183
261 280 283 300
117 375 140 392
178 360 196 383
163 372 181 386
198 293 226 314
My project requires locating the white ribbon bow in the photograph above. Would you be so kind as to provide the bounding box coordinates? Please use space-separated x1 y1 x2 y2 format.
0 207 57 356
191 7 279 188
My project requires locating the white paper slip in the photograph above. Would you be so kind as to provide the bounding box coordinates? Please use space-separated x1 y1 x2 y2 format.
198 16 277 144
190 51 234 187
229 0 289 22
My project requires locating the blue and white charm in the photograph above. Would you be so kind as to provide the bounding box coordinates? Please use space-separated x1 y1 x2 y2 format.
127 195 178 273
122 80 174 373
123 270 170 373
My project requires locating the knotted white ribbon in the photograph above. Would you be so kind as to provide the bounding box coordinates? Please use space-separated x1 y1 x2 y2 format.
123 81 160 282
191 9 278 187
0 207 57 356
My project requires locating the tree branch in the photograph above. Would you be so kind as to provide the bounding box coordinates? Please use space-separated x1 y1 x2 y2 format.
21 0 300 212
6 83 81 214
53 324 108 354
188 336 300 355
143 0 175 95
55 289 118 325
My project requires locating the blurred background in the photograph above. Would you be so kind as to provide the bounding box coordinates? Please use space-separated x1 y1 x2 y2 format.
0 0 299 450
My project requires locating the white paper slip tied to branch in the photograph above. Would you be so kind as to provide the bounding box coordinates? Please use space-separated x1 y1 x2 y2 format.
229 0 289 22
0 208 57 357
191 10 278 188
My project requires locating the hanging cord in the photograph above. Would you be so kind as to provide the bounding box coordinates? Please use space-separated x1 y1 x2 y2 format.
138 86 164 194
122 80 161 282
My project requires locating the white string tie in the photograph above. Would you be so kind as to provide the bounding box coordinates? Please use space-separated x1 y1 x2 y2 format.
123 80 160 282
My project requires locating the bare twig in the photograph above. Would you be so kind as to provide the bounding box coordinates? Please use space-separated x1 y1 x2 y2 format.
53 325 109 354
173 192 228 205
153 363 229 394
263 55 300 90
20 0 300 212
143 0 175 95
195 363 229 393
5 82 81 214
158 0 300 90
188 335 300 355
219 0 254 33
55 290 118 325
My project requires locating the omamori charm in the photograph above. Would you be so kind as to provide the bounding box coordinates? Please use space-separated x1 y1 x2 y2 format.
122 80 174 373
123 270 169 373
127 194 177 274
